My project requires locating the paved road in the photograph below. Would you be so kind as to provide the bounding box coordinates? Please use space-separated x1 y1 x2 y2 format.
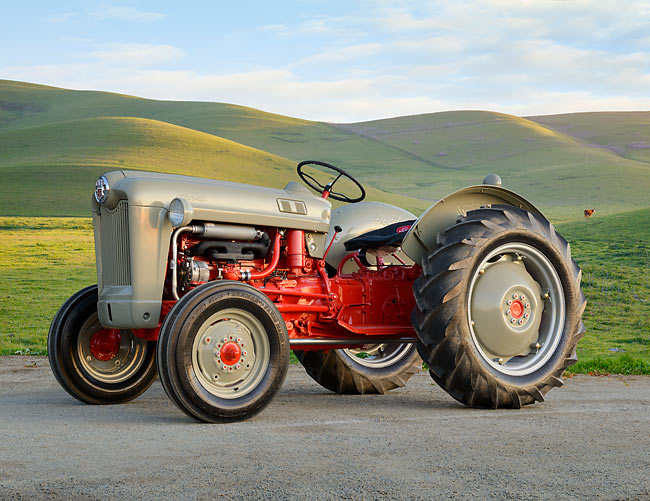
0 357 649 500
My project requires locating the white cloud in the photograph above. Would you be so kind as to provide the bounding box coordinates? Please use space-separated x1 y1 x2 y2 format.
90 43 184 67
91 6 166 22
290 43 382 67
47 12 76 24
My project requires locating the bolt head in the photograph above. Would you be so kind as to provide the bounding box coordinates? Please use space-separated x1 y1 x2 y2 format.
543 292 550 299
525 303 530 308
222 365 227 370
498 358 504 365
535 343 542 349
524 313 530 319
511 318 517 323
507 300 512 305
506 309 511 315
521 295 526 301
518 319 524 325
513 293 519 299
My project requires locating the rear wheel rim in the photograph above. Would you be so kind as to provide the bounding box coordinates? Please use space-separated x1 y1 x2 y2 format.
467 242 565 376
340 343 413 369
191 308 270 399
77 314 148 383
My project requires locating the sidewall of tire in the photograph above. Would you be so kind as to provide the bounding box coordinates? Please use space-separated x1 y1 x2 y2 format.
447 230 579 389
157 282 290 423
48 285 157 404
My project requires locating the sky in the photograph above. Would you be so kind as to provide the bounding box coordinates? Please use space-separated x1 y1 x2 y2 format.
2 0 650 122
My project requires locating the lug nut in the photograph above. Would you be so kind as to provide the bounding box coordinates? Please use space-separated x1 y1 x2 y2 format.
236 338 242 343
236 365 241 370
243 351 247 356
521 295 526 301
506 309 511 315
524 313 530 319
222 365 227 370
525 303 530 308
513 293 519 299
518 319 524 325
511 318 516 323
223 337 228 343
204 336 211 344
507 300 512 305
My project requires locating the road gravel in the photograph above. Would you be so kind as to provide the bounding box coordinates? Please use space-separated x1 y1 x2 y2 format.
0 356 649 500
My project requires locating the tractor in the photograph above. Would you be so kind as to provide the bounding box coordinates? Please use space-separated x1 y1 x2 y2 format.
48 161 585 422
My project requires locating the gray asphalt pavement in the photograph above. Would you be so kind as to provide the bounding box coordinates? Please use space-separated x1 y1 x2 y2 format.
0 356 649 500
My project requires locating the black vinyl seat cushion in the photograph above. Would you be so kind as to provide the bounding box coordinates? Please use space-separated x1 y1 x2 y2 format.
343 220 416 252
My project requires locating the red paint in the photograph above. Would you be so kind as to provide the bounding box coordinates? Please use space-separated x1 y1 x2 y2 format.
90 329 121 361
166 226 422 346
220 342 242 365
286 230 305 270
510 300 524 319
396 225 411 233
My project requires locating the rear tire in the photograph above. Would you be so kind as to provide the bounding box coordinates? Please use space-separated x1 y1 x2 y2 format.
48 285 157 404
412 206 586 408
294 343 421 394
157 281 290 423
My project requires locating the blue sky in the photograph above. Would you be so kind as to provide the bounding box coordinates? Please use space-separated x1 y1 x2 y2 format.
2 1 650 121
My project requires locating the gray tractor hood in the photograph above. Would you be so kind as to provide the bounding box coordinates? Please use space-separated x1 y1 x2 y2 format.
94 170 332 233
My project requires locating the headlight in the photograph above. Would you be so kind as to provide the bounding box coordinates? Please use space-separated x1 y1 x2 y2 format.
94 176 110 204
168 198 193 227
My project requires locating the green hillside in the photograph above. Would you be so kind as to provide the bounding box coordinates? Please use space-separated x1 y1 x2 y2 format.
529 111 650 165
336 111 650 221
2 79 650 221
0 81 425 215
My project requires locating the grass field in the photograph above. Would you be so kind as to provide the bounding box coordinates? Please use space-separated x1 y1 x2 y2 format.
1 210 648 373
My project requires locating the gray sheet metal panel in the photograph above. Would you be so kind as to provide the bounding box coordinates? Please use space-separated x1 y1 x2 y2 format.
104 170 332 233
324 201 416 270
401 185 544 264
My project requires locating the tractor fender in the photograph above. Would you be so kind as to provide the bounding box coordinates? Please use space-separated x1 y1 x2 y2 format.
401 185 545 264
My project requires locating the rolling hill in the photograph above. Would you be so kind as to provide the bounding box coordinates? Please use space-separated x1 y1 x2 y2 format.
1 79 649 221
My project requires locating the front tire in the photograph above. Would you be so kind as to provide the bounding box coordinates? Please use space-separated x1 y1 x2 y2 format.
156 282 290 423
294 344 421 394
48 285 157 404
412 206 586 408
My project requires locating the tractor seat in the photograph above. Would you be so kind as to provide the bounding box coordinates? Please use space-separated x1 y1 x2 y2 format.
343 220 416 252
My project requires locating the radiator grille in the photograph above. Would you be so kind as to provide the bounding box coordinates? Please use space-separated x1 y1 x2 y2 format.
100 200 131 286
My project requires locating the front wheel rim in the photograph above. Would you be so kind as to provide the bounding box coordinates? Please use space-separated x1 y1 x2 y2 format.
467 242 566 376
191 308 271 399
76 314 148 383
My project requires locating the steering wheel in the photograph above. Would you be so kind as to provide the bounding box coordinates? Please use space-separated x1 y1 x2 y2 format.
297 160 366 203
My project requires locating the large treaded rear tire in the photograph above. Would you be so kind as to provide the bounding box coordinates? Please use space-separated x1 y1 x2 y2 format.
294 344 421 394
412 205 586 408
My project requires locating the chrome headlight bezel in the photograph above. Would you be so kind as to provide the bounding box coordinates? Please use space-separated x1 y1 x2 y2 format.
94 176 110 204
168 198 194 227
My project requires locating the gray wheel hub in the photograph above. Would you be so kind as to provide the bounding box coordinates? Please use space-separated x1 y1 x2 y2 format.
192 309 270 399
468 243 566 376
